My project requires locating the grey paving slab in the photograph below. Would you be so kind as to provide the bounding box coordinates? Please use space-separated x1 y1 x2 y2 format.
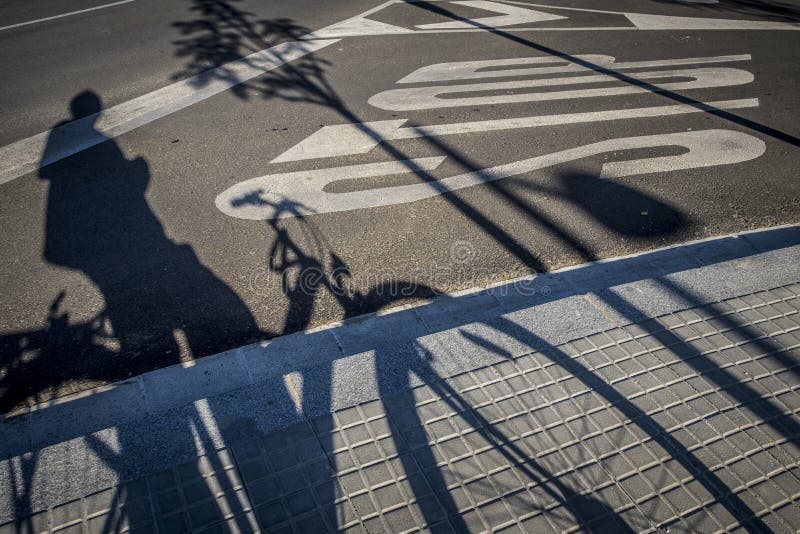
241 329 343 386
591 246 800 327
141 349 251 416
332 307 430 357
26 379 147 454
500 295 617 348
4 282 799 532
0 415 29 460
743 226 800 254
485 273 574 314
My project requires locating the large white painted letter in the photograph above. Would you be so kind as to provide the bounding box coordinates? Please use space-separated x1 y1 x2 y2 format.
217 130 765 220
398 54 750 83
369 67 754 110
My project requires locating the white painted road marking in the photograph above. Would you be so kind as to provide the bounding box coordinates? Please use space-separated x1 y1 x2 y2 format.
415 1 565 30
625 13 800 30
217 130 766 220
500 1 800 30
0 0 787 186
398 54 751 83
369 67 754 110
306 1 409 38
309 1 800 36
216 157 447 219
0 1 404 185
0 0 136 32
0 39 338 186
274 99 759 162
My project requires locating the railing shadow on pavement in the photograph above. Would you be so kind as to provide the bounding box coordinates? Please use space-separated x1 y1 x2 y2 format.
3 0 800 531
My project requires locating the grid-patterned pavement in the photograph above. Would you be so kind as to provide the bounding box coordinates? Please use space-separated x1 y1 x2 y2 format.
4 283 800 533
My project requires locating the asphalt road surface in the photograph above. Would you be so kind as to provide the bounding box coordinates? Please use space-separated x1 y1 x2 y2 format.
1 0 799 411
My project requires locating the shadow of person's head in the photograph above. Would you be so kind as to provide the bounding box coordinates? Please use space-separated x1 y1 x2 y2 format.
69 90 102 123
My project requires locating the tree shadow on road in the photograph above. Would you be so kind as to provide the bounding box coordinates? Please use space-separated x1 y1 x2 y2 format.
171 0 332 104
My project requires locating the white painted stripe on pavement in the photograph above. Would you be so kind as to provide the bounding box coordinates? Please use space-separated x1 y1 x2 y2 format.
625 13 800 30
369 67 754 110
415 0 566 30
399 54 751 83
305 0 403 38
0 39 338 186
0 0 136 32
273 99 760 162
216 157 448 220
219 129 765 219
412 24 800 33
500 1 800 30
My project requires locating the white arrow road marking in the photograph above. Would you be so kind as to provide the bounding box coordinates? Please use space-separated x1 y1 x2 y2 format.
369 67 754 110
273 99 759 162
309 17 415 37
498 1 800 31
415 0 565 30
298 1 800 37
398 54 751 83
217 129 765 220
306 1 413 38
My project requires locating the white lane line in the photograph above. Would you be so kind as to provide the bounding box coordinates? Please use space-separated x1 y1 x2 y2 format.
0 0 135 32
0 39 338 185
399 54 751 83
273 99 760 162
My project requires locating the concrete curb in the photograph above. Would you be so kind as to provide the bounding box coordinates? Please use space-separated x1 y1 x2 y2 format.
1 224 799 460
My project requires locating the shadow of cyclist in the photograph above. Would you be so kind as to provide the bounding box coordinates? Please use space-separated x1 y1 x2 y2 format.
36 89 260 390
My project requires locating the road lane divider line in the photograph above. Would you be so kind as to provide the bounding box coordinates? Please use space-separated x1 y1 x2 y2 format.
0 0 136 32
0 39 338 186
273 99 759 162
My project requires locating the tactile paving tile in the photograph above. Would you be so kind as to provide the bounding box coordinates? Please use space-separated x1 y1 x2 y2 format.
2 284 799 533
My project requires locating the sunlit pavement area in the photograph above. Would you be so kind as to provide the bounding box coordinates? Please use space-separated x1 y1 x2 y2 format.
2 227 800 533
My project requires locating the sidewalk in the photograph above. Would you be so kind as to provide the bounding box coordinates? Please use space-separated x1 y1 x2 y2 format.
2 225 800 533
